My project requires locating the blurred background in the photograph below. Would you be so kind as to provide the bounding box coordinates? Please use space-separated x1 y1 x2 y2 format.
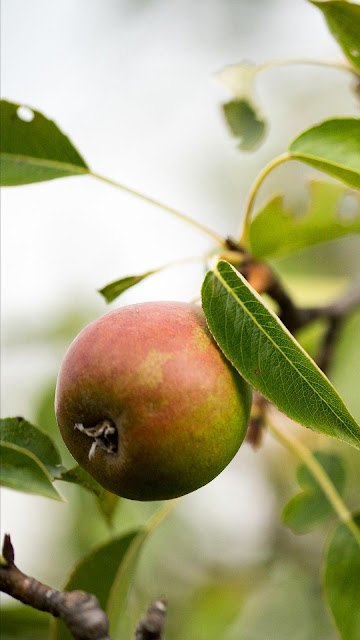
1 1 360 638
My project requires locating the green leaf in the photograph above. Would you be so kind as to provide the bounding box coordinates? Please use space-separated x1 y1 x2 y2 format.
0 100 89 186
310 1 360 72
323 512 360 640
201 260 360 448
107 501 175 637
289 118 360 190
215 62 267 151
53 531 139 640
0 417 63 479
222 100 266 151
0 605 50 640
282 451 346 534
249 180 360 259
59 465 119 525
0 441 63 501
98 270 156 303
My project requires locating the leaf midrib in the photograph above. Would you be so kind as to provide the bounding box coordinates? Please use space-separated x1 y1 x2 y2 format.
1 152 89 175
212 263 360 444
290 150 360 176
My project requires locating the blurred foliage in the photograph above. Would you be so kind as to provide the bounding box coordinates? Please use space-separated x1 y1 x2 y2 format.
0 606 50 640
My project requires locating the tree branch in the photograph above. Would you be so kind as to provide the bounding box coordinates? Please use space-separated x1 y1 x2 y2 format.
0 535 169 640
135 597 167 640
0 534 112 640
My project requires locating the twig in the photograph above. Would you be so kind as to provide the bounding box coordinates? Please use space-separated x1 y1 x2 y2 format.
135 597 167 640
0 534 112 640
246 391 267 449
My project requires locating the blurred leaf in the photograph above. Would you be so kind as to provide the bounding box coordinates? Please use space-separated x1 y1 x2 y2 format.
201 260 360 448
330 309 360 421
0 441 63 500
310 1 360 72
59 465 119 525
107 501 176 638
282 451 346 534
222 100 266 151
0 100 89 186
323 512 360 640
0 605 50 640
249 181 360 259
178 581 246 640
295 317 328 361
225 563 334 640
53 531 139 640
99 270 156 303
215 62 267 151
289 118 360 190
0 417 63 479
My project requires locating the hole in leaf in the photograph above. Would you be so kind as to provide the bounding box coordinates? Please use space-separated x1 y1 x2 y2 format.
338 194 359 223
17 106 34 122
350 48 359 57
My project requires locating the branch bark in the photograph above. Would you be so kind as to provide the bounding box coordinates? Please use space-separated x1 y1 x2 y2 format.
0 534 168 640
0 534 112 640
135 597 167 640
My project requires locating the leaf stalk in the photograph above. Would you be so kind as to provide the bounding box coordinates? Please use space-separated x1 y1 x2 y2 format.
239 152 291 246
267 417 360 547
90 171 226 247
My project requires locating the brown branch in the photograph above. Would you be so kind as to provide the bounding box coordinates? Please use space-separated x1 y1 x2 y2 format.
0 534 111 640
134 597 167 640
246 392 267 449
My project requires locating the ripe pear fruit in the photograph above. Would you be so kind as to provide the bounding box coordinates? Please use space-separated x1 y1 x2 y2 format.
55 302 251 501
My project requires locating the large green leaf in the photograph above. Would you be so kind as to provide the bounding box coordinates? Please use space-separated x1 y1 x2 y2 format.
282 451 346 534
310 1 360 72
249 180 360 259
323 512 360 640
53 531 139 640
59 465 119 525
289 119 360 190
107 501 175 637
0 441 63 500
0 417 63 479
98 270 157 303
201 260 360 448
0 100 89 186
215 62 267 151
0 605 50 640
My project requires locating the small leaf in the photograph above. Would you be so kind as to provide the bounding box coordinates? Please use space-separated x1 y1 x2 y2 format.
223 100 266 151
289 118 360 190
0 417 63 479
249 180 360 259
215 62 267 151
323 512 360 640
0 100 89 186
107 501 176 637
0 441 63 501
201 261 360 448
310 1 360 72
282 451 346 533
53 531 139 640
98 271 156 303
59 465 119 524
